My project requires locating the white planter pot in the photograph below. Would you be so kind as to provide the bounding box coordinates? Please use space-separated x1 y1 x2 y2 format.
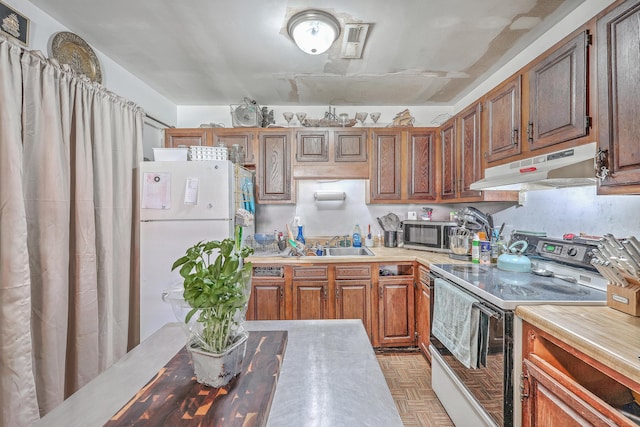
188 332 249 387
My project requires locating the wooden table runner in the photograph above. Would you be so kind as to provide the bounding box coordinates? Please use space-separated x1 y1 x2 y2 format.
105 330 288 427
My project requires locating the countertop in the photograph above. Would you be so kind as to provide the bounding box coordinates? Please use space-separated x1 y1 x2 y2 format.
516 305 640 385
249 245 461 266
34 320 403 427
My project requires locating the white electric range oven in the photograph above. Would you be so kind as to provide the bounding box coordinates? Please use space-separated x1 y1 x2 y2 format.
428 234 608 427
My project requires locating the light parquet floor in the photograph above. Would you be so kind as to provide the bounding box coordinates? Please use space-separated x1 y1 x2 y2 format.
376 352 454 427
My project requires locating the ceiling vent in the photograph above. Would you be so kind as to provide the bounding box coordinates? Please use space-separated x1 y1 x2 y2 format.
340 23 371 59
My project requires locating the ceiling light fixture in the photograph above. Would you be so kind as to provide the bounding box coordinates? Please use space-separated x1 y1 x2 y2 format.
287 10 341 55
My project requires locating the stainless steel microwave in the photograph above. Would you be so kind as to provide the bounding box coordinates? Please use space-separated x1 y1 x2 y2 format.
402 220 456 252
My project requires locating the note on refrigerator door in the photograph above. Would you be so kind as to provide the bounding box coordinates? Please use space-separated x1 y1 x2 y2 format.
142 172 171 209
184 177 199 205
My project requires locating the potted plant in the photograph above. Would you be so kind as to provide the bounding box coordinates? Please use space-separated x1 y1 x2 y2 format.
168 237 254 387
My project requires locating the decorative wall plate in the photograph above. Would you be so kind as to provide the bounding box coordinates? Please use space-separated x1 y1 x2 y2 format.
50 31 102 83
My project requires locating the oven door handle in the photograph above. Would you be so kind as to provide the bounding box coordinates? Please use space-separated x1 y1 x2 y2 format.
472 302 502 319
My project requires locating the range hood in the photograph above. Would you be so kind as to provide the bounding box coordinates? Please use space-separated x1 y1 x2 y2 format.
470 142 597 191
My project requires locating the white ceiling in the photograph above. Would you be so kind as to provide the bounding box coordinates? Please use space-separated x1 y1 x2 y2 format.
29 0 585 107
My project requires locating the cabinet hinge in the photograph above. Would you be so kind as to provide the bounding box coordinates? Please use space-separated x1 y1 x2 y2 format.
586 31 593 47
586 116 592 129
520 371 530 400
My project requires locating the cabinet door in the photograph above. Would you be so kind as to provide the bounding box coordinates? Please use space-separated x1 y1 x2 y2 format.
295 129 329 162
439 119 457 200
257 130 293 203
485 75 522 163
597 0 640 190
334 130 368 162
522 359 631 427
459 102 483 198
370 130 402 200
213 129 256 165
415 266 431 361
528 31 589 150
378 277 415 346
335 280 372 339
164 128 211 148
292 281 329 320
407 130 436 200
246 279 285 321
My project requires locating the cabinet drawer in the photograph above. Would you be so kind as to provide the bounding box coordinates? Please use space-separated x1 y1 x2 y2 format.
335 264 372 279
292 266 328 280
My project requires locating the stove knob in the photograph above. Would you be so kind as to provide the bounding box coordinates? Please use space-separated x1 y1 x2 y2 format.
567 247 578 257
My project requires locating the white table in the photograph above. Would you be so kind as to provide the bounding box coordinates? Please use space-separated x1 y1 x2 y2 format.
34 319 403 427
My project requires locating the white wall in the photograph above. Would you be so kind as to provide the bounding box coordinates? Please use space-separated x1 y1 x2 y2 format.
6 0 177 126
493 187 640 240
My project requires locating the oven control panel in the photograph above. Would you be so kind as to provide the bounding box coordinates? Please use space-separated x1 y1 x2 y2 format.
535 240 590 265
511 233 595 268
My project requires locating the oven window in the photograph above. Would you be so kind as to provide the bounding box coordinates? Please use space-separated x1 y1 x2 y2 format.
406 225 440 246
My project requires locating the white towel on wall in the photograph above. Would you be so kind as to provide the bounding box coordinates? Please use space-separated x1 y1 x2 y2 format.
432 278 481 369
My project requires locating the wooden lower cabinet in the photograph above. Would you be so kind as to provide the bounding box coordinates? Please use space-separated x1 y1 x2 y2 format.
521 321 638 426
246 277 285 321
377 263 415 347
415 265 431 361
335 264 373 340
291 266 329 320
247 265 287 321
249 261 417 347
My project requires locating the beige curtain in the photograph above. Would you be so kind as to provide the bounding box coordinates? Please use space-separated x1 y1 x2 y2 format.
0 35 143 426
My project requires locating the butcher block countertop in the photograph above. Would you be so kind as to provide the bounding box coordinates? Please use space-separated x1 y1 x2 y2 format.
249 246 461 266
516 305 640 384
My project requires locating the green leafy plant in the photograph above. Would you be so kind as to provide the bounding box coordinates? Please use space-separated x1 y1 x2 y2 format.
171 238 254 353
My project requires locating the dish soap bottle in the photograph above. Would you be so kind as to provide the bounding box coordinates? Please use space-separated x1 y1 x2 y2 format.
352 224 362 248
296 224 305 245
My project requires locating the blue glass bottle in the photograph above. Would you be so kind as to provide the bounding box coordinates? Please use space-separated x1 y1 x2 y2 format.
296 225 305 245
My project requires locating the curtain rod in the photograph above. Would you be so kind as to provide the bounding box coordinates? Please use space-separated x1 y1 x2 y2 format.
144 114 173 129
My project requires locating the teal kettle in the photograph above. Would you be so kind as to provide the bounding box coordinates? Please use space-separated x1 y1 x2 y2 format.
497 240 531 272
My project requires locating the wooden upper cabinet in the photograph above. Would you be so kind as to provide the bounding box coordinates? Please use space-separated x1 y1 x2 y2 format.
370 130 402 200
295 129 329 162
292 129 368 179
407 129 437 200
257 130 293 203
485 75 522 164
528 30 590 150
439 118 457 200
164 128 211 148
597 0 640 192
459 102 483 199
212 129 256 165
334 130 368 162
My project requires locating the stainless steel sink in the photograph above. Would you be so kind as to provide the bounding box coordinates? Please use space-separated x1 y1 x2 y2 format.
326 247 375 256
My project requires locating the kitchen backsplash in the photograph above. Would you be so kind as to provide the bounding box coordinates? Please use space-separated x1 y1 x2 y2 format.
255 181 640 241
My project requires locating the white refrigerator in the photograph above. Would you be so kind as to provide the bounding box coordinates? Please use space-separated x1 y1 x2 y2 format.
138 160 254 341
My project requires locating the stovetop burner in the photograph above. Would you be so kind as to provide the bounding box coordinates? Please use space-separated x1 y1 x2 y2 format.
431 263 607 310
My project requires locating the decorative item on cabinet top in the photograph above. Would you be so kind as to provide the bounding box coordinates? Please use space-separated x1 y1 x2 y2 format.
49 31 102 83
231 97 262 127
389 109 414 127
